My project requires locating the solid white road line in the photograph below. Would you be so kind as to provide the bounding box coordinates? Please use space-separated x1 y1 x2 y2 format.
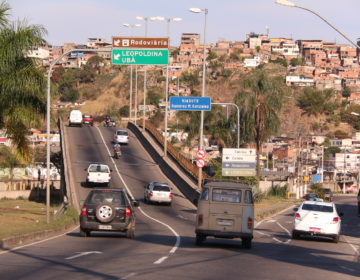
96 127 181 265
0 225 79 255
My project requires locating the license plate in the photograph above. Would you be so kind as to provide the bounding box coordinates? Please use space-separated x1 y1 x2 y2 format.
309 227 321 232
218 220 233 226
99 225 112 230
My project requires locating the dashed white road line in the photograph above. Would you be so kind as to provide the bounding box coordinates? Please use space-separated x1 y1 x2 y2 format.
96 127 181 265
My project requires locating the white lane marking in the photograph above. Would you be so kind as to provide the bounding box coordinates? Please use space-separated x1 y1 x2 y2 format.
153 256 168 264
265 219 276 223
65 251 102 260
177 215 188 220
122 272 137 279
254 204 296 229
276 221 291 236
339 265 355 272
96 127 181 264
342 235 360 257
255 231 271 237
0 225 79 255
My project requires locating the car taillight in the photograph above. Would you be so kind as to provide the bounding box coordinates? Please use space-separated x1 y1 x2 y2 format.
295 213 301 219
247 217 253 229
125 207 131 217
332 217 340 223
169 192 173 198
149 191 153 197
127 136 129 140
81 206 87 216
197 214 203 226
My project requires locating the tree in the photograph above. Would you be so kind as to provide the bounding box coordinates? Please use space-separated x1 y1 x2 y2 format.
297 88 336 116
85 55 104 74
234 69 285 176
0 146 22 188
119 105 129 117
0 1 47 159
207 51 217 61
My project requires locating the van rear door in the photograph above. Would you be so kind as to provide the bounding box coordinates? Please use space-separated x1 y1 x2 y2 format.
208 188 243 232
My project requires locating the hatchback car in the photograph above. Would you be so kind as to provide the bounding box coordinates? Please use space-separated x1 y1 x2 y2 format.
292 201 343 243
303 193 320 201
80 188 138 238
323 188 333 202
144 182 172 205
114 129 130 144
82 114 94 126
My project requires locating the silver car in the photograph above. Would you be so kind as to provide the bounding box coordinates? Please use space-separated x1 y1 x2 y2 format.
144 182 172 205
114 129 130 144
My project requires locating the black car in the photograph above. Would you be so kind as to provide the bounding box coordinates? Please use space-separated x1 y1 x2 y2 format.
80 189 139 238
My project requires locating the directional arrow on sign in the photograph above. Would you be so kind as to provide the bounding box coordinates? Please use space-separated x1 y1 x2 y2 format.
114 54 120 60
114 39 120 46
65 251 102 260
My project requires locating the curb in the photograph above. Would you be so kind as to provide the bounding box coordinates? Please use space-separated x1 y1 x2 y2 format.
0 222 79 250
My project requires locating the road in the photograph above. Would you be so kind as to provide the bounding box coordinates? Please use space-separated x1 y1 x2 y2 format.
0 125 359 280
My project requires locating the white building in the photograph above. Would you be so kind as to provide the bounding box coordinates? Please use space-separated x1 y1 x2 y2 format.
243 56 260 67
271 43 300 57
286 76 314 87
334 152 360 172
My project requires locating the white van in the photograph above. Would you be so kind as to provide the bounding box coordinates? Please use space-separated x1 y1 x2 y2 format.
69 110 83 127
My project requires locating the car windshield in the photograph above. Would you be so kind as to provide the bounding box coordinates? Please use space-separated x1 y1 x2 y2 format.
117 131 128 136
153 185 170 192
212 188 241 203
87 190 125 205
302 203 333 213
89 165 109 173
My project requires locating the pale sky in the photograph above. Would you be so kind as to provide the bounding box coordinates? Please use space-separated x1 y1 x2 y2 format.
5 0 360 47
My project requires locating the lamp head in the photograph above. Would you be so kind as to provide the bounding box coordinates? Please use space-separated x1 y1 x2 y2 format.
189 8 202 13
123 23 130 27
275 0 296 7
173 17 182 22
156 16 165 21
136 16 144 20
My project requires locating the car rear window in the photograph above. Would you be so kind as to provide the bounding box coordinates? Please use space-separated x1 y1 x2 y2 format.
153 185 170 192
89 165 109 173
302 204 333 212
87 191 126 205
212 188 241 203
116 131 128 136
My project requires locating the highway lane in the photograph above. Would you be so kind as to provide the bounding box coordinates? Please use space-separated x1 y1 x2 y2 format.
0 125 359 279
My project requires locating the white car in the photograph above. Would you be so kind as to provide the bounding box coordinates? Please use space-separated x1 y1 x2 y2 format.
114 129 130 144
144 182 172 205
292 201 343 243
85 164 112 187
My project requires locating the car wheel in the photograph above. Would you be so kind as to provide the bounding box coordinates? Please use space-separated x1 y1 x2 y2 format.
96 202 116 223
167 202 172 207
80 227 90 237
195 234 206 246
292 231 299 239
242 238 252 249
126 227 135 239
333 235 339 243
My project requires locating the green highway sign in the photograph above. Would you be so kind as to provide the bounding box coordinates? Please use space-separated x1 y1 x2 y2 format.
111 49 169 65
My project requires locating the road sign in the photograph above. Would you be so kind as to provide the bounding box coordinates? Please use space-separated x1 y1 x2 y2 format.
197 149 206 159
111 49 169 65
222 148 256 177
196 159 206 168
112 37 168 48
169 96 211 111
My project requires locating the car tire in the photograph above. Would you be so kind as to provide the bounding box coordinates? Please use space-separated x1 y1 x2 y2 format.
333 235 339 243
195 234 206 246
167 202 172 207
126 227 135 239
80 227 90 237
242 238 252 249
292 231 299 239
96 202 116 223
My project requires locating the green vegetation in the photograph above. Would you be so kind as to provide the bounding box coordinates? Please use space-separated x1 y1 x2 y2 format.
0 1 47 160
119 105 129 117
0 199 78 239
297 88 337 116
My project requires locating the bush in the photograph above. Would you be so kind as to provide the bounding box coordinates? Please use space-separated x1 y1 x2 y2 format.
252 186 265 203
267 185 287 197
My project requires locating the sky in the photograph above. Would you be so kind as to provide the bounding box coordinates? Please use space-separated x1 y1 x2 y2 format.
5 0 360 47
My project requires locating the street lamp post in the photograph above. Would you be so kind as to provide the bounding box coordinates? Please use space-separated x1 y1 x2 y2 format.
189 7 208 190
123 23 141 123
154 16 182 157
46 48 110 223
275 0 360 50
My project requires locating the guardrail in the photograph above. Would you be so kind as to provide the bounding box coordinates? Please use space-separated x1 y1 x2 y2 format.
140 120 208 181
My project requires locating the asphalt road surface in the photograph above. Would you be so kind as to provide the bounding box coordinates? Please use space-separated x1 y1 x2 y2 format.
0 125 359 280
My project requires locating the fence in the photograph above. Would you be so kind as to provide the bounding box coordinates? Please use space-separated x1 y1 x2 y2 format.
140 120 208 181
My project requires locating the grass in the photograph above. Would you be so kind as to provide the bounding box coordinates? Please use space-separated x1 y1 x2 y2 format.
254 196 297 221
0 199 78 239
